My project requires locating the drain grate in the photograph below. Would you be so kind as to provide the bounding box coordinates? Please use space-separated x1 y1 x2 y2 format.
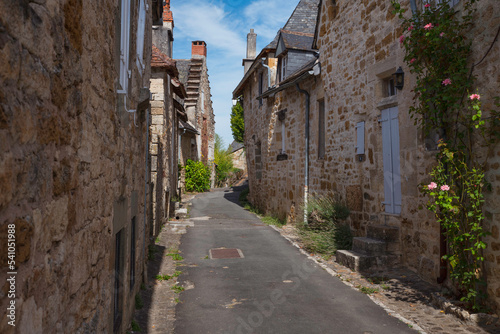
209 248 244 259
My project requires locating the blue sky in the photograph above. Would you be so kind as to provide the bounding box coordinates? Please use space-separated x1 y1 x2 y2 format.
170 0 299 148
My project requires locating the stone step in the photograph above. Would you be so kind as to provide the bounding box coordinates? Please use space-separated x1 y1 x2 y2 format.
336 250 400 273
366 224 399 242
352 237 386 256
174 208 188 220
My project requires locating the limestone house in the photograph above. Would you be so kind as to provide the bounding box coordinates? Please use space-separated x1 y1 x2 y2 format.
0 0 154 332
230 141 247 174
232 0 321 216
176 41 216 188
150 45 185 235
313 0 500 312
236 0 500 312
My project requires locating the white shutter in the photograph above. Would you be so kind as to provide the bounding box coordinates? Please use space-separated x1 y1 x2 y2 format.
390 108 402 214
381 107 402 214
381 109 394 213
136 0 146 74
119 0 131 93
355 121 365 155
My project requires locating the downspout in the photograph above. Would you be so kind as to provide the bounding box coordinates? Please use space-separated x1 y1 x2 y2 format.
296 83 310 224
261 59 272 89
143 106 150 274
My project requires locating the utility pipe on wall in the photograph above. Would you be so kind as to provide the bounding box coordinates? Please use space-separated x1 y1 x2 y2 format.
296 83 310 224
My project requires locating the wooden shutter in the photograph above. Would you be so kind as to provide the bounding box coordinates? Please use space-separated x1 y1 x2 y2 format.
355 121 365 155
381 107 402 214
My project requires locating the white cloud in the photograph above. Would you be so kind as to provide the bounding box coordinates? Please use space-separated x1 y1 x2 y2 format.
171 0 246 57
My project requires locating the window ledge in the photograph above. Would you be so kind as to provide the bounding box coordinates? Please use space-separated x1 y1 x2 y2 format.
376 95 398 110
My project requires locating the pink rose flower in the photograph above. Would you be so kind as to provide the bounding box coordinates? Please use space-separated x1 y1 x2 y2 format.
425 3 431 8
442 78 452 86
441 185 450 191
410 58 416 64
428 182 437 190
469 94 480 100
400 35 405 44
408 25 414 31
440 32 445 37
424 23 434 30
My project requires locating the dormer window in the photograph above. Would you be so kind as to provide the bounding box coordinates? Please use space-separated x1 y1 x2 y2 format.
278 54 288 82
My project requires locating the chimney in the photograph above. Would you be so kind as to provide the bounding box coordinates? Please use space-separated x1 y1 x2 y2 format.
247 29 257 59
192 41 207 57
163 0 173 23
243 29 257 74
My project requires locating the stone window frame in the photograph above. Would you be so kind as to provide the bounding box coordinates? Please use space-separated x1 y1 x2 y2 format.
255 141 263 179
277 109 288 161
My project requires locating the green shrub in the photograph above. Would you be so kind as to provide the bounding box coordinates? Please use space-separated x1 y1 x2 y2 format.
304 194 350 230
184 159 211 192
333 223 353 250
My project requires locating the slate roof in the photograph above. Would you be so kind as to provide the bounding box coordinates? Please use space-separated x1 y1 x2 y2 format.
179 120 198 134
152 45 178 76
230 141 244 153
264 0 320 49
233 0 320 97
280 30 315 51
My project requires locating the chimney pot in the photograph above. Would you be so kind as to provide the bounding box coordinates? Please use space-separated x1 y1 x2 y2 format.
192 41 207 57
247 29 257 59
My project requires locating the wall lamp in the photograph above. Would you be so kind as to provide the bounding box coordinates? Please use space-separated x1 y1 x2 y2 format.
393 67 405 90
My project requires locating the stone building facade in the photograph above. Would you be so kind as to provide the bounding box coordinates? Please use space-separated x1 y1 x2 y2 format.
0 0 154 333
236 0 500 312
176 41 216 186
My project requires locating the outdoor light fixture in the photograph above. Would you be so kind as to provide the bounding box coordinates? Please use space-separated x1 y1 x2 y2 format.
232 99 237 106
393 67 405 90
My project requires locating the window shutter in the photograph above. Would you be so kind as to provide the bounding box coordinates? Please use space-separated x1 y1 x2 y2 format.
381 109 394 213
389 108 402 214
119 0 131 93
381 107 402 214
136 0 146 74
355 121 365 155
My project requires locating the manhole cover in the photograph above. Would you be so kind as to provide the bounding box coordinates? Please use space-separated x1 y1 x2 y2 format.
209 248 244 259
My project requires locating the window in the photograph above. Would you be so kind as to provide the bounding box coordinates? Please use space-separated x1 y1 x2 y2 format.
385 77 397 97
381 107 402 214
118 0 131 94
114 229 123 332
136 0 147 74
318 100 325 159
129 217 136 291
277 109 288 160
278 55 288 82
255 142 262 180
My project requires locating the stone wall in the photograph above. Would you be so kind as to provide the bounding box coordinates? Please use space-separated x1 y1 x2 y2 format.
0 1 152 332
315 0 500 311
231 149 247 173
242 0 500 312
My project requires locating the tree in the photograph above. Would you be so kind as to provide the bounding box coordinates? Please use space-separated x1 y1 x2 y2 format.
230 100 244 143
214 134 234 187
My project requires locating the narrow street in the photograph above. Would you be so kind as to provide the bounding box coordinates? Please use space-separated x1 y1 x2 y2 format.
172 187 417 334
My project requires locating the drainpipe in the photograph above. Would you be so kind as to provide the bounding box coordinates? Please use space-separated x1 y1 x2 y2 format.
296 83 310 224
261 59 272 89
143 106 150 270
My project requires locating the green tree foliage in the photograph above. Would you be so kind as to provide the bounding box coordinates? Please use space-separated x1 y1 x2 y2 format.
214 134 235 187
230 100 244 143
184 159 210 192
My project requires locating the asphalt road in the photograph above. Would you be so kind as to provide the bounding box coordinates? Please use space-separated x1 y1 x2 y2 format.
174 187 417 334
